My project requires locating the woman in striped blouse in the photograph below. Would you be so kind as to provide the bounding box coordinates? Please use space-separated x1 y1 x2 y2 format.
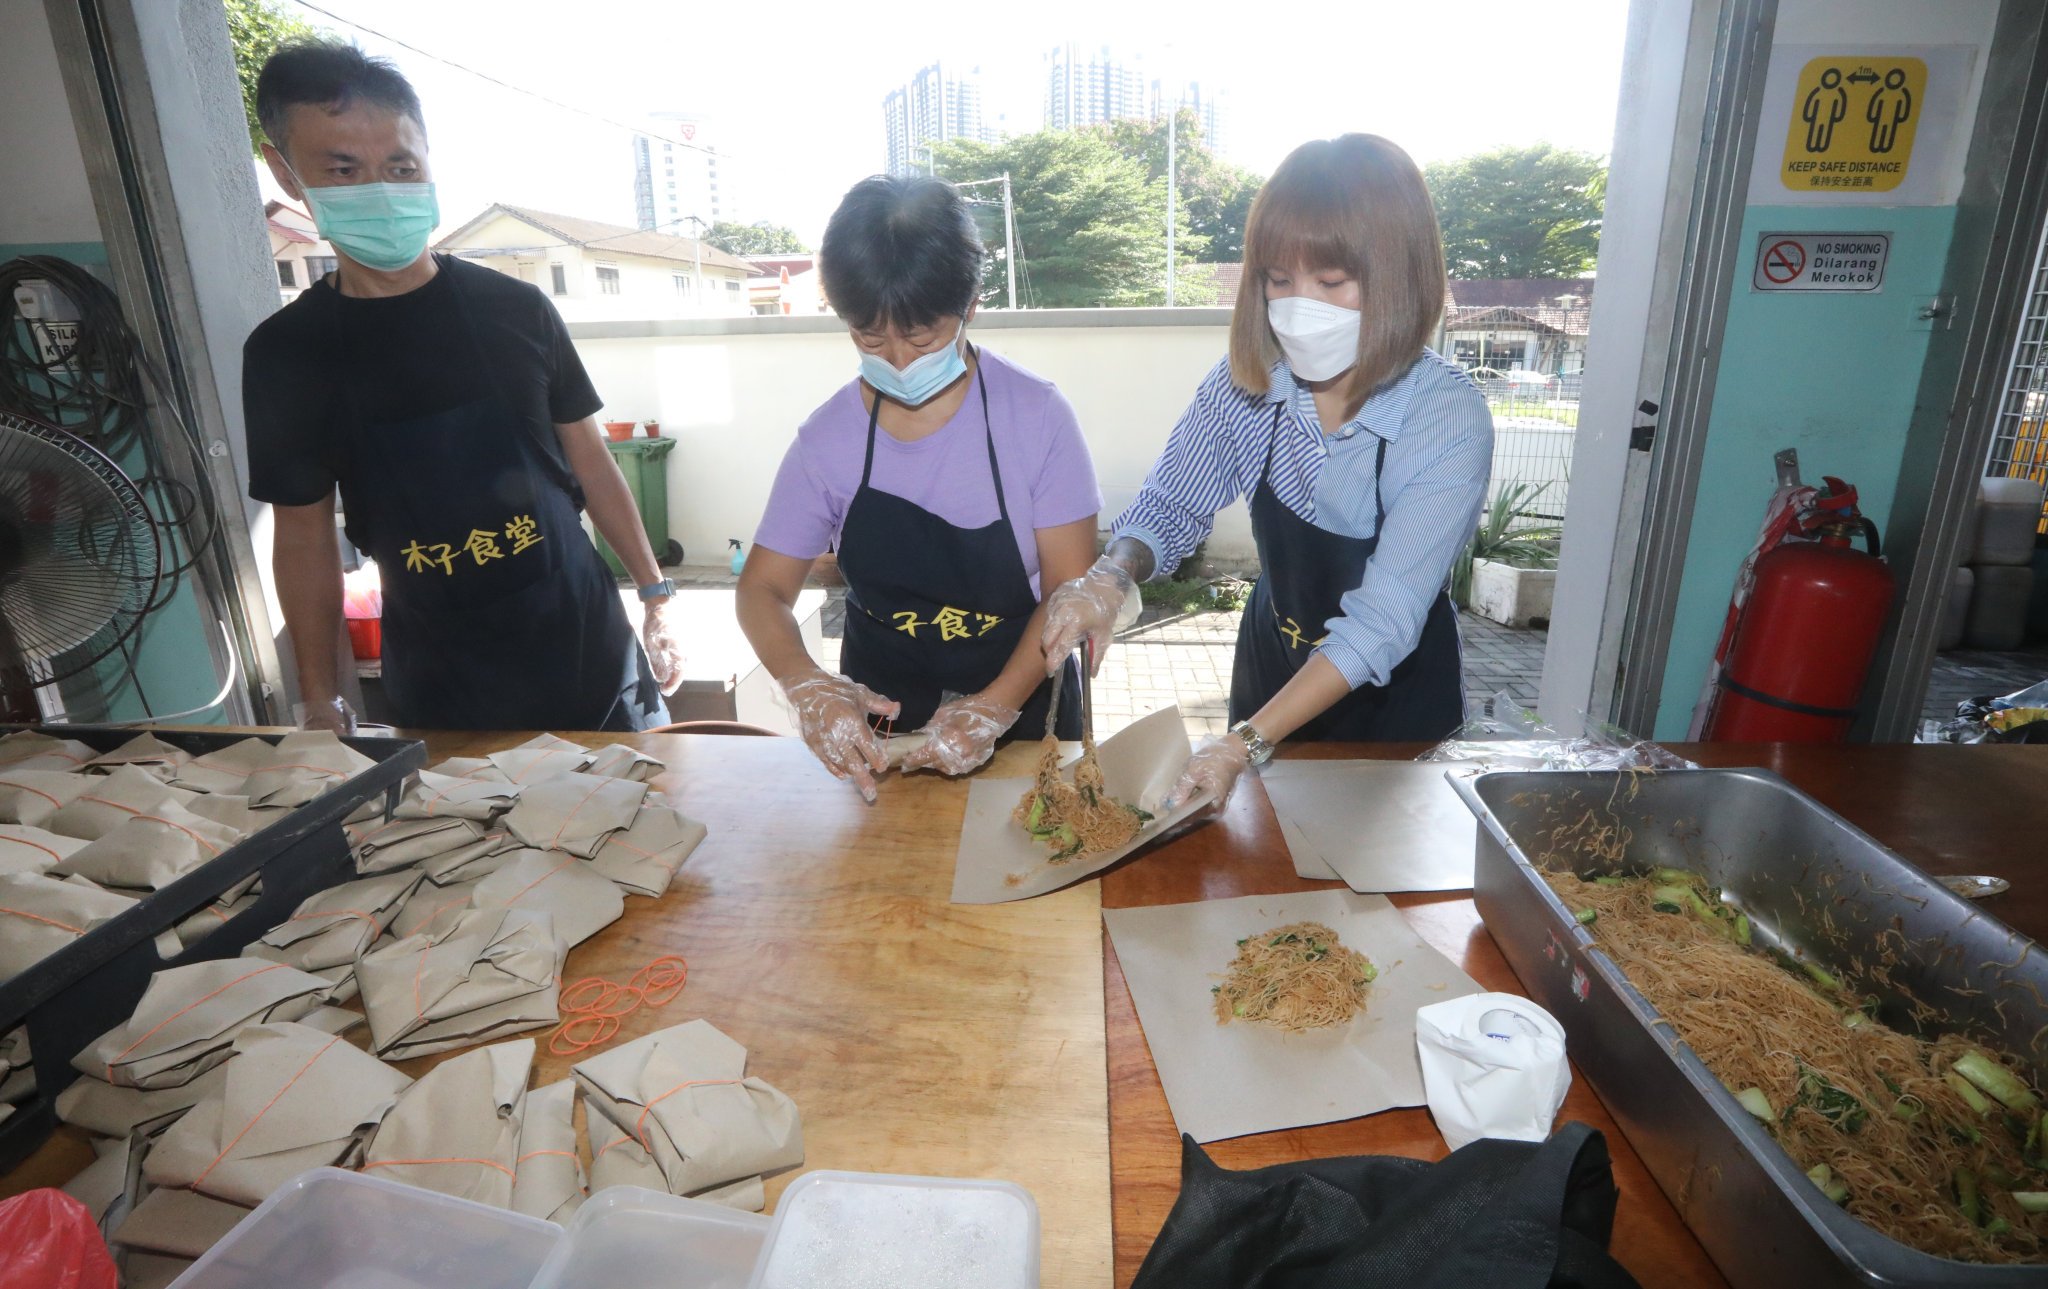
1041 134 1494 808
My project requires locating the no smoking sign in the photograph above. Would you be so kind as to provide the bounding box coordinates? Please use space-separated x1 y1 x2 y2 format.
1752 232 1889 292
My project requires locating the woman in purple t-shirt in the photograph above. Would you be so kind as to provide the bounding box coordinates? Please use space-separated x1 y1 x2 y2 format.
737 176 1102 802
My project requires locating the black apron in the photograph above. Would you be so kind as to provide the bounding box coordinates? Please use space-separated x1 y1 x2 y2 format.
333 261 661 731
835 352 1080 739
1229 403 1464 742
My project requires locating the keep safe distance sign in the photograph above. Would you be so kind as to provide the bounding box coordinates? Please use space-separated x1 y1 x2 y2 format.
1752 233 1889 293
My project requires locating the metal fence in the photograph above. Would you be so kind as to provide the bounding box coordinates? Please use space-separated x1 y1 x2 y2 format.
1984 211 2048 533
1435 303 1588 528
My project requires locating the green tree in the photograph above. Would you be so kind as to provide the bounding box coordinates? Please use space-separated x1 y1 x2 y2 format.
932 128 1172 308
702 221 810 257
1424 143 1606 279
225 0 317 154
1100 109 1263 265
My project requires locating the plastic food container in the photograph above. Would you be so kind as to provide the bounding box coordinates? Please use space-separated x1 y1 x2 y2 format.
527 1186 769 1289
747 1171 1040 1289
167 1168 560 1289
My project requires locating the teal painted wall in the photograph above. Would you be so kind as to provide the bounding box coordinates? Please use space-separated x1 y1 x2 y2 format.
1651 205 1958 739
3 240 228 724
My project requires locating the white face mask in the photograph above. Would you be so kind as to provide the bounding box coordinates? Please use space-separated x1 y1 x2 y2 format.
1267 295 1361 382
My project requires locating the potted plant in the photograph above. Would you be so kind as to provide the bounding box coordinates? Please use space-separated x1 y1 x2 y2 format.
602 419 636 442
1454 482 1563 627
642 419 662 438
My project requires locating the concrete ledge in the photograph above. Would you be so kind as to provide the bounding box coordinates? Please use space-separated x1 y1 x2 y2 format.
567 306 1235 340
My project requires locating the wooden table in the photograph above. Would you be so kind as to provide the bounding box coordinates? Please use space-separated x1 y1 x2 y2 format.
1102 741 2048 1288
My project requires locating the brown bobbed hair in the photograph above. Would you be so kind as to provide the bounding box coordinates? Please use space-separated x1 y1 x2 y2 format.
1228 134 1446 411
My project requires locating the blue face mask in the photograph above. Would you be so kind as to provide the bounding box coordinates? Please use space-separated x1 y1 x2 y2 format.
288 163 440 273
860 323 968 406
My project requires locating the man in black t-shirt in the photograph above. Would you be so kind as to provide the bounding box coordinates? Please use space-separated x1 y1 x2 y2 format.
244 42 685 732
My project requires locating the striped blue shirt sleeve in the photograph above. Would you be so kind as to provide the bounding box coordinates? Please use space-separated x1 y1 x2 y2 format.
1112 361 1248 579
1316 378 1494 690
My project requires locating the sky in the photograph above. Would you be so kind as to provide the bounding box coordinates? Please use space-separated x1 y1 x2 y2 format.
272 0 1633 245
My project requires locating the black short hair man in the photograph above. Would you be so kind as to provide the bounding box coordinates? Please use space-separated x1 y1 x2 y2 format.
245 40 684 732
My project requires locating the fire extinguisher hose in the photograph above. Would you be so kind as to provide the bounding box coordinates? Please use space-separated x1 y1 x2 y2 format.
1713 673 1859 719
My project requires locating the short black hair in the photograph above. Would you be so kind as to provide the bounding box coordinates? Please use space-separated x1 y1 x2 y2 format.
819 176 984 333
256 40 424 151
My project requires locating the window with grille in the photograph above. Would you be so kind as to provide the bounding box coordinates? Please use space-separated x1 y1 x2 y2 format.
550 263 568 295
1983 213 2048 533
305 255 337 280
674 274 692 294
596 265 622 295
277 261 295 287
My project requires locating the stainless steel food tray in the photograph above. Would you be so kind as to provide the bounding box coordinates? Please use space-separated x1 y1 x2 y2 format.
1454 768 2048 1289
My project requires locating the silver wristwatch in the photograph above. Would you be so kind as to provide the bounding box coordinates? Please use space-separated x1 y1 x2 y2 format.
636 577 677 602
1229 719 1275 768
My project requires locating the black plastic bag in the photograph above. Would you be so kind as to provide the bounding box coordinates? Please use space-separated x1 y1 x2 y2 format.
1130 1122 1640 1289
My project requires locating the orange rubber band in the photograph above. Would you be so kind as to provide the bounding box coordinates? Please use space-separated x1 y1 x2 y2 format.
193 1034 343 1188
361 1155 515 1180
543 954 688 1055
0 905 87 934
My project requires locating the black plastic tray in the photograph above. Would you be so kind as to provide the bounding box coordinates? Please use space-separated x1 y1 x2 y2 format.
0 724 424 1170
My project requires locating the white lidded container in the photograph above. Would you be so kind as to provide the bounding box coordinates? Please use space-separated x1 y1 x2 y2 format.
746 1170 1040 1289
168 1168 561 1289
526 1186 770 1289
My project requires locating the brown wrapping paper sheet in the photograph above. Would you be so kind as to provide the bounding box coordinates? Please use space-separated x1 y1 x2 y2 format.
347 815 486 874
0 823 87 874
357 907 561 1059
0 770 93 828
77 957 334 1089
0 731 96 773
470 849 624 949
84 733 192 780
50 803 243 893
502 771 646 857
1102 888 1484 1142
419 831 519 885
393 770 522 823
389 877 485 939
361 1037 533 1206
243 869 423 971
45 765 201 841
167 738 275 795
512 1078 584 1223
1261 761 1480 893
587 803 707 897
172 891 262 952
185 793 260 838
573 1018 802 1197
583 744 665 782
113 1186 252 1258
952 706 1213 904
142 1021 411 1205
488 734 596 784
0 872 137 977
239 730 377 808
60 1134 131 1237
57 1062 230 1138
426 755 514 783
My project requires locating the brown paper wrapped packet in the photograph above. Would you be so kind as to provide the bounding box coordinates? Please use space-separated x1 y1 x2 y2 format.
50 803 242 893
46 765 202 841
167 738 275 795
84 733 193 781
121 1253 196 1289
243 869 423 972
471 849 624 949
573 1019 802 1197
358 907 561 1060
392 769 522 823
0 872 137 977
186 793 261 839
77 957 334 1089
418 831 519 886
389 877 484 939
1 1026 32 1106
587 1125 765 1210
60 1135 132 1238
584 744 666 782
0 823 87 875
241 731 376 808
114 1186 252 1258
0 770 93 828
143 1021 410 1206
488 735 595 784
0 730 96 772
426 756 514 783
361 1037 533 1206
503 771 646 858
57 1062 230 1138
172 890 262 951
348 814 487 875
587 804 708 898
513 1078 584 1223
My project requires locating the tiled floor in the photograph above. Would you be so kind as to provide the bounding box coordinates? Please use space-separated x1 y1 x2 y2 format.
695 573 2046 742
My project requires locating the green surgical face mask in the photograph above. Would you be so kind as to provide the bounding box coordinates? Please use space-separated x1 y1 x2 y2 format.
287 160 439 273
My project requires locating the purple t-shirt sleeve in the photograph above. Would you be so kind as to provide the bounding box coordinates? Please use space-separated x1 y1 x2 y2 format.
1030 385 1101 531
754 435 839 560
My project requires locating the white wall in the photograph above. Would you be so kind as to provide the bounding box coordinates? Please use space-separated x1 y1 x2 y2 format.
568 312 1245 571
0 0 100 246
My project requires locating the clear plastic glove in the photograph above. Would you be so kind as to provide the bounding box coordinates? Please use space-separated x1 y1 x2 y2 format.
901 692 1021 776
642 598 686 695
292 696 356 735
1041 556 1137 676
1161 732 1251 812
780 668 901 803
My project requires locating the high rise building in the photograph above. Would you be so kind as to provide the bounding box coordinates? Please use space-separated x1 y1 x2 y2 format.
883 63 996 178
633 112 726 233
1044 44 1149 131
1153 79 1228 157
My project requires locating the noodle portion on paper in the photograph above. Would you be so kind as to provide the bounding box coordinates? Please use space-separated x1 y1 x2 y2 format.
1013 733 1153 864
1213 921 1378 1032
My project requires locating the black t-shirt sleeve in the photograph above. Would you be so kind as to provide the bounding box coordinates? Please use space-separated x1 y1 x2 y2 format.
242 317 335 507
540 293 602 424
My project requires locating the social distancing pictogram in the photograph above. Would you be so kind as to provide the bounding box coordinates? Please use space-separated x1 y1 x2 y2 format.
1782 56 1925 193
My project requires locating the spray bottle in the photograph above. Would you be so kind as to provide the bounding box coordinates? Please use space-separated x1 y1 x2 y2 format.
728 538 746 576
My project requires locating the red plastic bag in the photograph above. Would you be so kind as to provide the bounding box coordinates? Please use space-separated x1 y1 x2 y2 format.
0 1189 117 1289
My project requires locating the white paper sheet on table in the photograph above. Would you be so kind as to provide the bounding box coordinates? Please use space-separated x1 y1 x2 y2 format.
1103 888 1483 1143
951 706 1211 904
1262 761 1479 893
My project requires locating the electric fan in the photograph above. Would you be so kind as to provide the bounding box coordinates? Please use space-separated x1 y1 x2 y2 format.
0 409 160 720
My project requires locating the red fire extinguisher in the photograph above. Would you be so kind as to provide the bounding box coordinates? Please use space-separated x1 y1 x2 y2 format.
1702 475 1894 742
